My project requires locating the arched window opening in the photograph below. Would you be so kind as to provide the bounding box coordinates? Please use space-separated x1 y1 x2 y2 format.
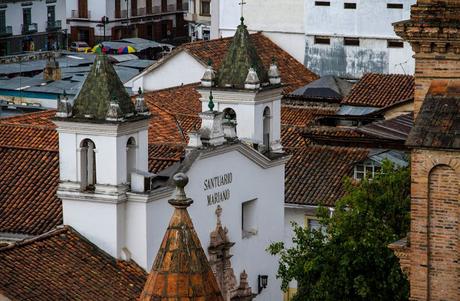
126 137 137 183
223 108 237 124
80 139 96 191
263 107 271 148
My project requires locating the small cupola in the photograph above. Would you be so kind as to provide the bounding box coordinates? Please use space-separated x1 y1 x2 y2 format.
135 87 150 115
268 57 281 85
198 92 225 146
244 67 260 90
201 60 216 87
56 90 72 118
106 97 124 122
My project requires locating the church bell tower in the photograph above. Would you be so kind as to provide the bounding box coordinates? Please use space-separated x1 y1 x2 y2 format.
197 17 283 153
53 54 150 258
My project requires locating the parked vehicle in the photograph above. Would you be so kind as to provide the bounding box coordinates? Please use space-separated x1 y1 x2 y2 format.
70 41 91 52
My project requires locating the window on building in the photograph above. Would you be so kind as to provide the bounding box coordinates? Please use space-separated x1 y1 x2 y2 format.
344 2 356 9
0 10 5 31
131 0 138 16
146 0 152 14
304 215 327 235
315 1 330 6
263 106 271 149
353 161 381 180
344 37 360 46
47 5 55 23
314 36 330 45
242 199 257 238
78 0 88 18
115 0 121 18
80 139 97 190
200 0 210 16
203 29 210 40
387 40 404 48
387 3 403 9
126 137 137 183
23 8 32 26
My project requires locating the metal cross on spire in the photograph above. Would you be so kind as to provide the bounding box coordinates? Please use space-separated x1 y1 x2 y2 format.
239 0 247 24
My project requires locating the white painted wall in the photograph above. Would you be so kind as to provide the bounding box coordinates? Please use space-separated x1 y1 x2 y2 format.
304 35 415 78
304 0 415 77
4 0 66 36
197 88 282 150
214 0 305 63
141 150 286 300
0 294 12 301
126 51 206 92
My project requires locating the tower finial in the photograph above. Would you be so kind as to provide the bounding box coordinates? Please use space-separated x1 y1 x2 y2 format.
208 91 215 111
239 0 247 24
168 173 193 208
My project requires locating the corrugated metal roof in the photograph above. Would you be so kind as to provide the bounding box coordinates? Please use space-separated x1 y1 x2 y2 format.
116 59 154 69
338 105 378 116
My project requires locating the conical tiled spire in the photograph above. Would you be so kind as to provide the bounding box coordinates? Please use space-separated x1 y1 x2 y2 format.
139 173 224 301
216 20 268 88
71 54 136 121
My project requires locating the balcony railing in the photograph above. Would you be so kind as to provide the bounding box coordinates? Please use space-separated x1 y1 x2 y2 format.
167 4 176 12
0 26 12 37
71 10 91 19
182 2 189 11
22 23 38 34
153 6 161 13
46 20 62 31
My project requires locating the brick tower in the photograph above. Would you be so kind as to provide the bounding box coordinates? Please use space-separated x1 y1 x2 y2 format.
394 1 460 300
394 0 460 116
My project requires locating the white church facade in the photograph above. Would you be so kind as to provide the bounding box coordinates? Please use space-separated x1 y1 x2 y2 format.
53 20 293 300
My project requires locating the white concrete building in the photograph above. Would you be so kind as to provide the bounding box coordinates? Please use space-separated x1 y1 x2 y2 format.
184 0 211 41
304 0 416 78
65 0 188 45
212 0 416 78
0 0 66 55
211 0 306 63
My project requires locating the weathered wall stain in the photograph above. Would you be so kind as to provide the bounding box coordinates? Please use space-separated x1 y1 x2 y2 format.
304 40 389 78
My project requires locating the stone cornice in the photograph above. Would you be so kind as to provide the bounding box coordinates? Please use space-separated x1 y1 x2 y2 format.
53 118 149 137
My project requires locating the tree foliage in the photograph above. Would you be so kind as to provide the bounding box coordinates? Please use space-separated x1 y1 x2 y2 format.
268 161 410 301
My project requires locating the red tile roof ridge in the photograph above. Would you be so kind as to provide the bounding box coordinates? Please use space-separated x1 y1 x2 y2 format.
0 122 55 130
0 144 58 153
181 32 263 49
143 82 200 95
0 225 68 252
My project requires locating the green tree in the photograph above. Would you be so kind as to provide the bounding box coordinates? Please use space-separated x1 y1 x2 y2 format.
269 161 410 301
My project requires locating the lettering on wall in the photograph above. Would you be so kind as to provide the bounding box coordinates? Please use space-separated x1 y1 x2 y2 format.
204 172 232 206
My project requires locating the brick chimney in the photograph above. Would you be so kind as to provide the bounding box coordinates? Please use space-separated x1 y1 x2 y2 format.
394 0 460 116
43 55 61 81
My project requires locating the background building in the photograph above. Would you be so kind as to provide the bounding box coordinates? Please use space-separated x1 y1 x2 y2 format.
184 0 211 41
66 0 189 46
0 0 66 55
212 0 416 78
304 0 416 78
211 0 305 63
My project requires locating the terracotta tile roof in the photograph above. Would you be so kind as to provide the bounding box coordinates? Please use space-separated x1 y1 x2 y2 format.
182 33 318 94
0 146 61 236
358 113 414 141
281 126 308 149
285 146 368 206
0 124 58 151
281 106 336 127
0 110 56 127
140 176 223 301
148 144 184 173
407 80 460 149
342 73 414 108
0 226 147 301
